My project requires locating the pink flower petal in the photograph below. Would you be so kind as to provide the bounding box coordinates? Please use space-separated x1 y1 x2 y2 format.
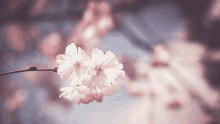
96 73 107 88
76 86 88 94
103 69 119 81
89 65 97 75
102 83 119 95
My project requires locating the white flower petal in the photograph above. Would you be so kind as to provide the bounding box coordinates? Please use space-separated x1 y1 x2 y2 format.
56 54 71 64
103 62 122 70
76 86 88 94
79 66 88 80
86 75 96 88
103 69 120 81
78 47 89 60
71 75 80 86
57 63 72 74
59 87 75 98
65 43 77 58
103 52 117 65
92 48 105 66
60 67 74 81
102 51 112 62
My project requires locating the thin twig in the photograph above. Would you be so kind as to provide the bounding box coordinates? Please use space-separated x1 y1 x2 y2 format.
0 66 58 76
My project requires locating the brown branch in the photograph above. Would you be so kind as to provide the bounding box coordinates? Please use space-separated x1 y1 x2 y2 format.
0 66 58 76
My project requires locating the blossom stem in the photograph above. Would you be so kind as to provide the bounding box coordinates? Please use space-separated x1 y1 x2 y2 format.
0 66 58 76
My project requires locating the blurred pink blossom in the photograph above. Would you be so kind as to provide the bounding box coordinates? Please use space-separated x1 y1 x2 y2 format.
2 52 14 65
169 41 220 108
67 1 114 57
125 82 150 98
120 55 137 80
28 25 44 41
97 17 113 31
5 24 26 53
40 32 63 58
4 90 27 113
166 99 182 110
205 0 220 23
83 25 97 40
82 1 96 23
29 0 49 16
150 44 171 67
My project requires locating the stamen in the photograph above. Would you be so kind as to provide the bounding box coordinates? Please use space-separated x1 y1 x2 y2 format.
74 62 80 68
96 66 102 75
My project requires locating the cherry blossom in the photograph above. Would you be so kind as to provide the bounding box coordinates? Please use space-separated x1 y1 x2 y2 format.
84 48 124 89
101 82 119 96
59 85 104 105
59 73 123 104
56 43 90 85
58 45 125 104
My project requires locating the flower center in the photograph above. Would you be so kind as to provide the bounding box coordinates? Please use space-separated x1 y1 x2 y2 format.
96 67 102 75
74 62 80 69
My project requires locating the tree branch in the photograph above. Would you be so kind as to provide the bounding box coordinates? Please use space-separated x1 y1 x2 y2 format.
0 66 58 76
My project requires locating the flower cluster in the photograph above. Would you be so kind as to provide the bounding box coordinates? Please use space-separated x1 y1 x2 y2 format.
57 43 125 104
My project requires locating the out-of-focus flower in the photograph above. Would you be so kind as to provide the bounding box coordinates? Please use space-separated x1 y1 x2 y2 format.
67 1 114 56
97 17 113 31
4 90 27 112
84 48 124 89
2 52 14 64
150 44 171 67
82 1 96 23
29 0 49 16
5 24 26 53
56 43 90 85
121 55 137 80
166 99 182 110
28 25 44 41
170 41 220 108
83 25 96 40
204 0 220 25
125 82 153 98
40 32 62 58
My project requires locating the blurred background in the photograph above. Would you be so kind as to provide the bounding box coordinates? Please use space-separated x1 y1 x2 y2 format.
1 0 220 123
